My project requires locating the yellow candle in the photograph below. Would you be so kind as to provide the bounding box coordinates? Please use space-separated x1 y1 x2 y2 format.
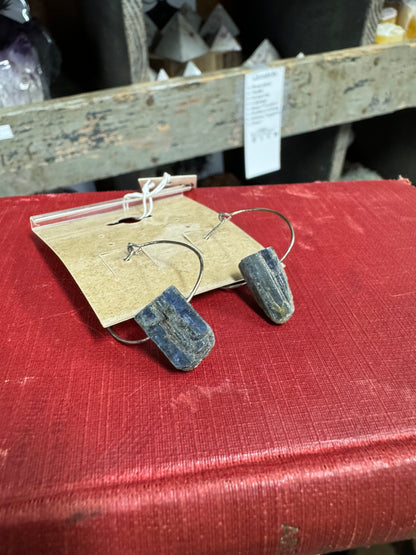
397 0 416 39
375 22 406 43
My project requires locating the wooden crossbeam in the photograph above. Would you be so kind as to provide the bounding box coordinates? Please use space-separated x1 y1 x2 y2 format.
1 41 415 194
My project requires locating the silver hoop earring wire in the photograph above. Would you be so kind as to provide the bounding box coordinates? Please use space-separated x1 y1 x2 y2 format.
108 240 204 345
204 207 295 287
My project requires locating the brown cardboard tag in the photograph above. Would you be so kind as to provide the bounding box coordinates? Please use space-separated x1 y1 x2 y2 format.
33 195 262 327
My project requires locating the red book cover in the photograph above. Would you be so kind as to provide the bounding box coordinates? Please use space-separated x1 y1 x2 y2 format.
1 180 416 554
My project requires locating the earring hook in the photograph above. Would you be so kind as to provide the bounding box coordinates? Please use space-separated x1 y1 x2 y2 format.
203 207 295 290
204 208 294 262
108 239 204 345
203 212 233 241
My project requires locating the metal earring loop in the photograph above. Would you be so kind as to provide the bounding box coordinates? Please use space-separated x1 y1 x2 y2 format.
204 207 295 287
108 239 205 345
204 207 295 324
108 239 214 371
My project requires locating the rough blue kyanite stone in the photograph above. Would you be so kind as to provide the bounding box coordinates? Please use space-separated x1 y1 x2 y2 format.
239 247 294 324
134 285 215 371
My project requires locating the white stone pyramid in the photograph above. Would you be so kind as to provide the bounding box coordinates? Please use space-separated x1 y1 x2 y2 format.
182 61 202 76
156 68 170 81
200 4 239 41
244 39 281 68
210 25 242 52
179 3 202 31
144 14 159 48
153 12 209 63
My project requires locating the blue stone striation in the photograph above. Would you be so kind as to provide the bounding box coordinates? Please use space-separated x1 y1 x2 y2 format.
239 247 294 324
134 285 215 371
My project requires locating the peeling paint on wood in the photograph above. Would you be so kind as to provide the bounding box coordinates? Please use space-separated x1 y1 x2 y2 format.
1 42 416 194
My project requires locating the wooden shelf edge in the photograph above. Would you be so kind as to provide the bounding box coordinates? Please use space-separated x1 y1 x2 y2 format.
1 41 415 194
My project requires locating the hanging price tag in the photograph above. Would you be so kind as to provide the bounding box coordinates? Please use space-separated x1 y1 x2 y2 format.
244 66 285 179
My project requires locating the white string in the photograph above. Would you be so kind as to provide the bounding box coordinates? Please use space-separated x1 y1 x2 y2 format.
122 172 171 220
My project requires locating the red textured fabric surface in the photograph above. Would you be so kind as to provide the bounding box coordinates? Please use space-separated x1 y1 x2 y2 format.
1 180 416 555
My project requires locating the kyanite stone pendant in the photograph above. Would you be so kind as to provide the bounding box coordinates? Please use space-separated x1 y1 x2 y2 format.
239 247 294 324
134 285 215 371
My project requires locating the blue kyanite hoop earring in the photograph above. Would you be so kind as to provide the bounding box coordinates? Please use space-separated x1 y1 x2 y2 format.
108 240 215 371
204 208 295 324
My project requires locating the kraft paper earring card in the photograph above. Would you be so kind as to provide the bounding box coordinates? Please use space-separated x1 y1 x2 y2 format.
31 175 263 328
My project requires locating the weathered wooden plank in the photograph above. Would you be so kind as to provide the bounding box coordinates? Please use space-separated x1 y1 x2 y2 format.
121 0 149 83
328 125 354 182
1 41 415 195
